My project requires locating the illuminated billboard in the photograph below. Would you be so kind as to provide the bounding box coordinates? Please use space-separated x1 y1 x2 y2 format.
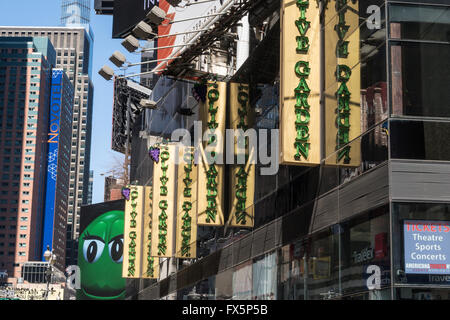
324 0 361 166
142 187 160 279
175 146 198 258
228 83 255 228
42 70 63 258
280 0 321 166
77 200 126 300
122 185 145 278
156 0 225 70
404 220 450 275
151 142 176 258
197 81 226 226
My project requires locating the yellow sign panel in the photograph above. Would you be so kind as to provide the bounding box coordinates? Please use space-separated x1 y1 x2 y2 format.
197 81 226 226
280 0 321 166
324 0 361 166
151 143 176 258
122 185 144 278
228 83 255 228
142 186 160 279
175 146 198 258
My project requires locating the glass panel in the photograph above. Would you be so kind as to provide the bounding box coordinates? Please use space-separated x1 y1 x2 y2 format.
340 206 391 296
215 269 233 300
323 121 388 185
390 120 450 161
252 252 278 300
232 260 252 300
307 230 340 300
339 121 388 184
390 42 450 117
389 4 450 42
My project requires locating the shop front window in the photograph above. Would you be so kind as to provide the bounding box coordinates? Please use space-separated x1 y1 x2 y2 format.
306 230 339 300
252 252 277 300
232 261 252 300
340 206 391 297
215 268 233 300
278 205 391 300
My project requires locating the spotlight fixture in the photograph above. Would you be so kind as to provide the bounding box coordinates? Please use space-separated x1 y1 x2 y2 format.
109 51 127 68
121 35 140 53
98 65 114 81
132 21 156 40
140 99 158 109
146 6 167 25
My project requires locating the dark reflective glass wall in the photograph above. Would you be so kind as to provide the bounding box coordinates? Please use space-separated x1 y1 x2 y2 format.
389 3 450 118
278 205 391 300
390 42 450 118
390 120 450 160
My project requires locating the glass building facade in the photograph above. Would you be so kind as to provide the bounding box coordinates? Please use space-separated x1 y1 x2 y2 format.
123 0 450 300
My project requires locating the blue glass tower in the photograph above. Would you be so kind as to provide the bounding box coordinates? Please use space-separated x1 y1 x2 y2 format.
61 0 91 26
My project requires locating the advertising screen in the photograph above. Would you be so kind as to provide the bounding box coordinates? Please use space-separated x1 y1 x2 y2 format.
41 70 63 259
77 200 126 300
156 0 225 69
404 220 450 274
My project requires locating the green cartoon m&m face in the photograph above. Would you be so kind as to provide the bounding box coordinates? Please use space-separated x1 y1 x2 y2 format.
77 210 126 300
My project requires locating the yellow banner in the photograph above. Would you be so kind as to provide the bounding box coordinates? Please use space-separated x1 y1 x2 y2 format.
197 81 226 226
280 0 321 166
324 0 361 166
228 83 255 228
175 145 198 258
142 186 160 279
151 142 176 258
122 185 144 278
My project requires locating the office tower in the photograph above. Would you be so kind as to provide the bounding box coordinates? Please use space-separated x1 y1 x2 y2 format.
0 37 56 279
61 0 91 26
87 170 93 205
42 69 74 273
0 25 94 267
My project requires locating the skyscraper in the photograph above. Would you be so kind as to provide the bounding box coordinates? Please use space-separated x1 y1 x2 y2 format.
0 37 55 280
0 2 95 266
61 0 91 26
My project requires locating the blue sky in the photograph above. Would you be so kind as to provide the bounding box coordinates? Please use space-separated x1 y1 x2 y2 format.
0 0 140 204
